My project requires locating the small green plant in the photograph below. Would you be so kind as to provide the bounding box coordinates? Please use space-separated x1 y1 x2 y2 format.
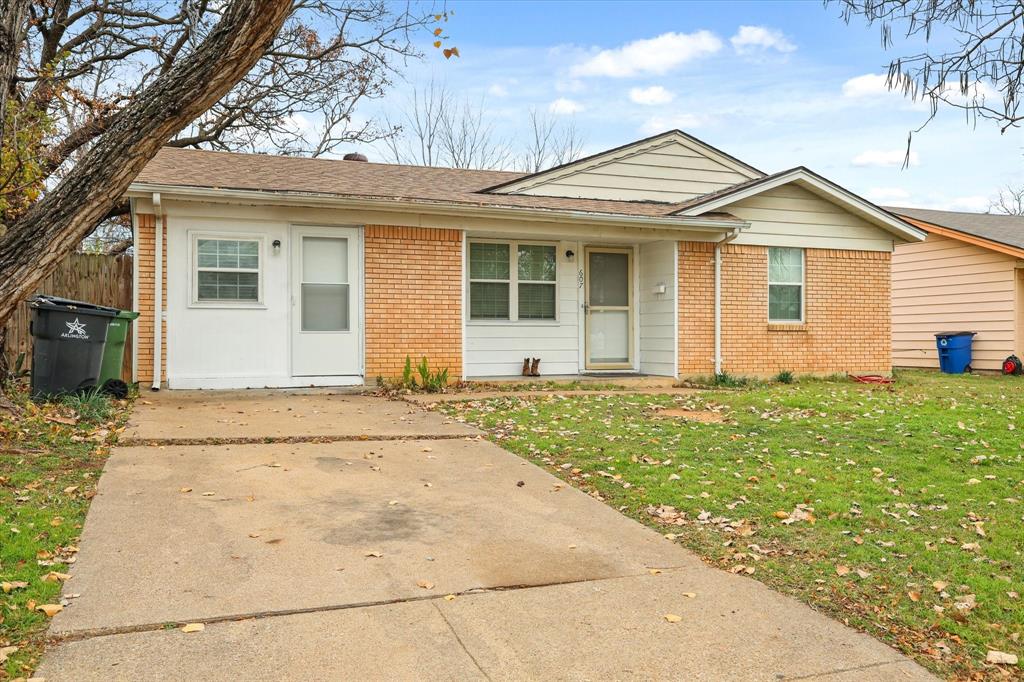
712 371 751 388
415 356 449 393
774 370 794 384
57 387 114 423
402 355 415 389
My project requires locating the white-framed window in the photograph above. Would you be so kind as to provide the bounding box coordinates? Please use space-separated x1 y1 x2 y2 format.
191 233 263 305
468 240 557 321
768 246 804 323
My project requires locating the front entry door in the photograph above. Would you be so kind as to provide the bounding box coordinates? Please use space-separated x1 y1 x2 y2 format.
291 226 360 377
584 247 633 369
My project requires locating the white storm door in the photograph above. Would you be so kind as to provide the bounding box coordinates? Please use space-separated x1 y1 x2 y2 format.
291 227 360 377
584 247 633 369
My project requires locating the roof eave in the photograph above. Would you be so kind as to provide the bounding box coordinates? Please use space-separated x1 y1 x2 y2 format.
674 167 928 243
897 215 1024 259
125 182 749 232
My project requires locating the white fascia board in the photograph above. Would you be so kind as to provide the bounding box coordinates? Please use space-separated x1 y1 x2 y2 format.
125 182 748 233
675 169 927 243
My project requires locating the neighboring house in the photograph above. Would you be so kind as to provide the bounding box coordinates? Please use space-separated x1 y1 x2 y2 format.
888 207 1024 372
124 130 924 389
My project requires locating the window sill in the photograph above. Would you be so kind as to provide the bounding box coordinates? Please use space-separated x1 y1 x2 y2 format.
768 322 807 332
467 319 561 326
188 302 267 310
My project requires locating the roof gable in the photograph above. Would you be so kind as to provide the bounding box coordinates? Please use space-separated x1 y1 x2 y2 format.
675 167 926 243
886 206 1024 253
484 130 763 203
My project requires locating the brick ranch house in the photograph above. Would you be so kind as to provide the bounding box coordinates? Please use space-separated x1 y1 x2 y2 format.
124 130 925 389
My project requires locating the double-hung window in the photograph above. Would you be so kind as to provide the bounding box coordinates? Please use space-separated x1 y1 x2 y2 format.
193 235 262 304
768 247 803 322
469 241 557 321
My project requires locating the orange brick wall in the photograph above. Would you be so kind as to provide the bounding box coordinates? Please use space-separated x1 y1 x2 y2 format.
679 242 891 376
364 226 463 380
135 213 166 384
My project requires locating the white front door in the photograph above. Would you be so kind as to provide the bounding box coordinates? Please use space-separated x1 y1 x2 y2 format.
584 247 634 370
291 226 361 377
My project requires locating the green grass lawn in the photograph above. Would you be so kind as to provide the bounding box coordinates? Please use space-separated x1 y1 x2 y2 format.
439 370 1023 679
0 382 131 680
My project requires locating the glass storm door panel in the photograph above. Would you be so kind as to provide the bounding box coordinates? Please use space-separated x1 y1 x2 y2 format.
585 248 633 368
291 227 360 377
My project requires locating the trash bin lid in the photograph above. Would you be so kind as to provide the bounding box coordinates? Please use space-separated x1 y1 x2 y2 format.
934 331 976 338
29 295 119 317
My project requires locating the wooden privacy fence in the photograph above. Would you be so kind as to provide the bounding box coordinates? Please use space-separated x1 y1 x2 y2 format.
3 253 134 381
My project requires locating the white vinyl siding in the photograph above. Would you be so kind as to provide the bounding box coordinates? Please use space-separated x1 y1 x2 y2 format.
465 240 579 377
638 241 677 376
892 233 1020 371
515 141 753 202
729 184 896 252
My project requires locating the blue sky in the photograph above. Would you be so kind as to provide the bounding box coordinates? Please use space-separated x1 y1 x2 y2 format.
357 0 1023 211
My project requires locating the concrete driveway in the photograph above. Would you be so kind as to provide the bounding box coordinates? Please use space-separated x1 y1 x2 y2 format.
38 390 935 681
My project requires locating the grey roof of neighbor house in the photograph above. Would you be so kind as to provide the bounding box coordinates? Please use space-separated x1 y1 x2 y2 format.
132 147 742 222
886 206 1024 251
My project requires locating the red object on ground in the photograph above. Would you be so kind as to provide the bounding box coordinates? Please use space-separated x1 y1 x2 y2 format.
1002 355 1022 375
848 374 895 385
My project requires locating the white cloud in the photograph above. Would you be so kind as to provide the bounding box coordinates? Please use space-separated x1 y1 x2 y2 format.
851 149 920 168
549 97 584 115
629 85 674 106
730 26 796 55
487 83 509 98
842 73 890 98
571 31 722 78
639 113 706 135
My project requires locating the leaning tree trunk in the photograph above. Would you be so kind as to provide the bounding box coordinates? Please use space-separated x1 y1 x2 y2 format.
0 0 292 351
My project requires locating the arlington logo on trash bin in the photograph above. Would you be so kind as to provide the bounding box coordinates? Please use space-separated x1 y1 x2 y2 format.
61 317 90 340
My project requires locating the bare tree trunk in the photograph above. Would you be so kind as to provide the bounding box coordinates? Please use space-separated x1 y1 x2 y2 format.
0 0 30 154
0 0 292 331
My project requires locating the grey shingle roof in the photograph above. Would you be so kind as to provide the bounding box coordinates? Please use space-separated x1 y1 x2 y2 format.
132 147 743 221
886 206 1024 251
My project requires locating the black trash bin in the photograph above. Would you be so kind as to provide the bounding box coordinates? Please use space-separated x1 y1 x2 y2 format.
29 295 120 399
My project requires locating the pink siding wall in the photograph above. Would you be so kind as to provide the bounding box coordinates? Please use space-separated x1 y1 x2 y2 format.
892 233 1020 371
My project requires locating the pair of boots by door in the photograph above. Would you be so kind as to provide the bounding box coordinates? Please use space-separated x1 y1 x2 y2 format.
521 358 541 376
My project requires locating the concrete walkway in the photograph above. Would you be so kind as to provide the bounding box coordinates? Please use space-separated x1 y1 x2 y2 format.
38 390 935 681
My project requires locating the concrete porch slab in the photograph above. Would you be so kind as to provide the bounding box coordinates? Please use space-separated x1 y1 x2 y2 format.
50 438 694 634
123 390 476 441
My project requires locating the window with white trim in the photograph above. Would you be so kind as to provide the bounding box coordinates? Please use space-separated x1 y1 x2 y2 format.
768 247 803 322
469 241 557 321
193 236 262 303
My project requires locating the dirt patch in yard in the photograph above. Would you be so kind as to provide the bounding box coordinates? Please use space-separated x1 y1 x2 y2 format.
649 408 726 423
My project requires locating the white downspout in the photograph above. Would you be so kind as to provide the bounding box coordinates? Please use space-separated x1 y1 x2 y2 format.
152 193 162 391
714 229 741 376
130 199 139 384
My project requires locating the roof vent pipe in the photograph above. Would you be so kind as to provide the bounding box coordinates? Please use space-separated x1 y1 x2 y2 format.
343 152 368 162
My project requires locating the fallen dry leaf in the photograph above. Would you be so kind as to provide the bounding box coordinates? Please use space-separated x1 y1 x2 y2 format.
648 569 662 575
179 487 192 493
933 580 948 592
416 580 434 590
664 614 682 623
0 646 17 664
835 565 851 577
444 594 456 601
37 603 63 617
364 551 383 558
1 581 28 593
181 623 205 633
42 572 71 583
908 591 921 602
682 592 696 599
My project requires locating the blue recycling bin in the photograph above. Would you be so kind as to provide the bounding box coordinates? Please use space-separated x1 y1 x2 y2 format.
935 332 976 374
